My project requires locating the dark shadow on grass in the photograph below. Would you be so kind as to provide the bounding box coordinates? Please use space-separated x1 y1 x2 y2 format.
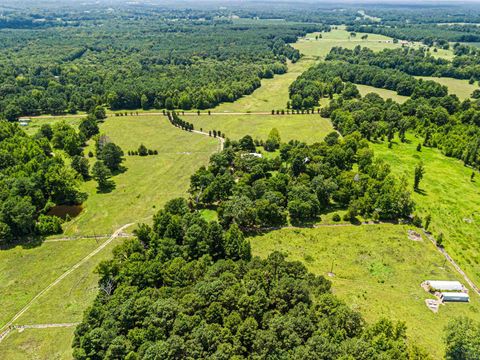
111 165 127 176
414 188 427 196
0 235 45 250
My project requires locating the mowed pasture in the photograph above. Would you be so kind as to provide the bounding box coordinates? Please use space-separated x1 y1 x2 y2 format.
62 115 219 236
293 28 406 59
371 135 480 287
356 84 409 103
250 224 480 358
210 59 315 113
188 114 334 144
415 76 478 100
0 327 75 360
0 236 127 359
0 238 102 329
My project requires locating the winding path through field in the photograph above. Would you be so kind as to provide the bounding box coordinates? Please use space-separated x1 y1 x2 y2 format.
0 223 133 342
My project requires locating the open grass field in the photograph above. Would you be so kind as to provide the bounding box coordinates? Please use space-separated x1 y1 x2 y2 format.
250 224 480 358
0 327 75 360
12 236 128 325
211 59 315 113
356 84 409 103
188 114 334 144
415 76 477 100
371 135 480 287
0 238 105 329
293 28 406 59
62 115 218 236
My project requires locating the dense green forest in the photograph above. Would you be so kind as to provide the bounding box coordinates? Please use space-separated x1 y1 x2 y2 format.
0 12 325 118
0 106 125 243
0 120 84 242
189 132 413 227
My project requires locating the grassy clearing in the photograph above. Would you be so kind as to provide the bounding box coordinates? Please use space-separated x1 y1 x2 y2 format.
356 84 409 103
371 135 480 287
211 59 315 113
188 114 334 144
13 237 129 325
63 115 218 236
0 327 74 360
0 238 106 329
293 28 406 59
250 224 480 358
415 76 478 100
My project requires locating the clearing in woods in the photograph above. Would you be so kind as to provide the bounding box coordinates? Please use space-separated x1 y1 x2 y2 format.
415 76 478 100
371 134 480 287
250 224 480 358
188 114 334 144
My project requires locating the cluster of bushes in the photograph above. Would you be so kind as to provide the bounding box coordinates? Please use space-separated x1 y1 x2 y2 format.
207 129 224 138
271 108 322 114
127 144 158 156
190 132 413 229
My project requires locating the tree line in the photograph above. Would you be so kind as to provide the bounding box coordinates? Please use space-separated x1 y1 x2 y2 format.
327 45 480 82
289 60 447 107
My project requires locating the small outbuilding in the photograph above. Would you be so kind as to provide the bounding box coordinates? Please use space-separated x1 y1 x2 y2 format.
440 292 470 303
424 280 464 292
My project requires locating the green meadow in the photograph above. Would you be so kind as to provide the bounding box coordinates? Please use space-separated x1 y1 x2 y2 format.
415 76 478 100
0 327 75 360
188 114 334 144
250 224 480 358
356 84 409 103
371 135 480 286
63 115 218 236
0 238 103 329
210 59 315 113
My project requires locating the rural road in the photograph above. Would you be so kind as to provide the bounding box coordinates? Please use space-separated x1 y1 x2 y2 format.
0 223 133 342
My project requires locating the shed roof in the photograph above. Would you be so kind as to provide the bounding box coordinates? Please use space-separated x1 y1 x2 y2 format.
426 280 464 291
441 292 469 299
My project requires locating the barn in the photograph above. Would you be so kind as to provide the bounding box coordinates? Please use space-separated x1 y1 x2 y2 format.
440 292 470 303
424 280 464 292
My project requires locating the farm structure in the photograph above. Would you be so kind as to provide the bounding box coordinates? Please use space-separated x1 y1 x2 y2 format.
440 292 470 302
423 280 465 292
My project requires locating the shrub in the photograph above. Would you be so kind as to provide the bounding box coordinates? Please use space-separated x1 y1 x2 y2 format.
138 144 148 156
332 213 341 222
36 215 63 235
412 214 422 227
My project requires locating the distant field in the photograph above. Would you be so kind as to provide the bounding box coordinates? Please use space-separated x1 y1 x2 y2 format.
251 224 480 358
211 59 315 113
356 84 409 103
293 28 407 59
188 114 334 144
415 76 477 100
63 115 218 236
371 135 480 287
